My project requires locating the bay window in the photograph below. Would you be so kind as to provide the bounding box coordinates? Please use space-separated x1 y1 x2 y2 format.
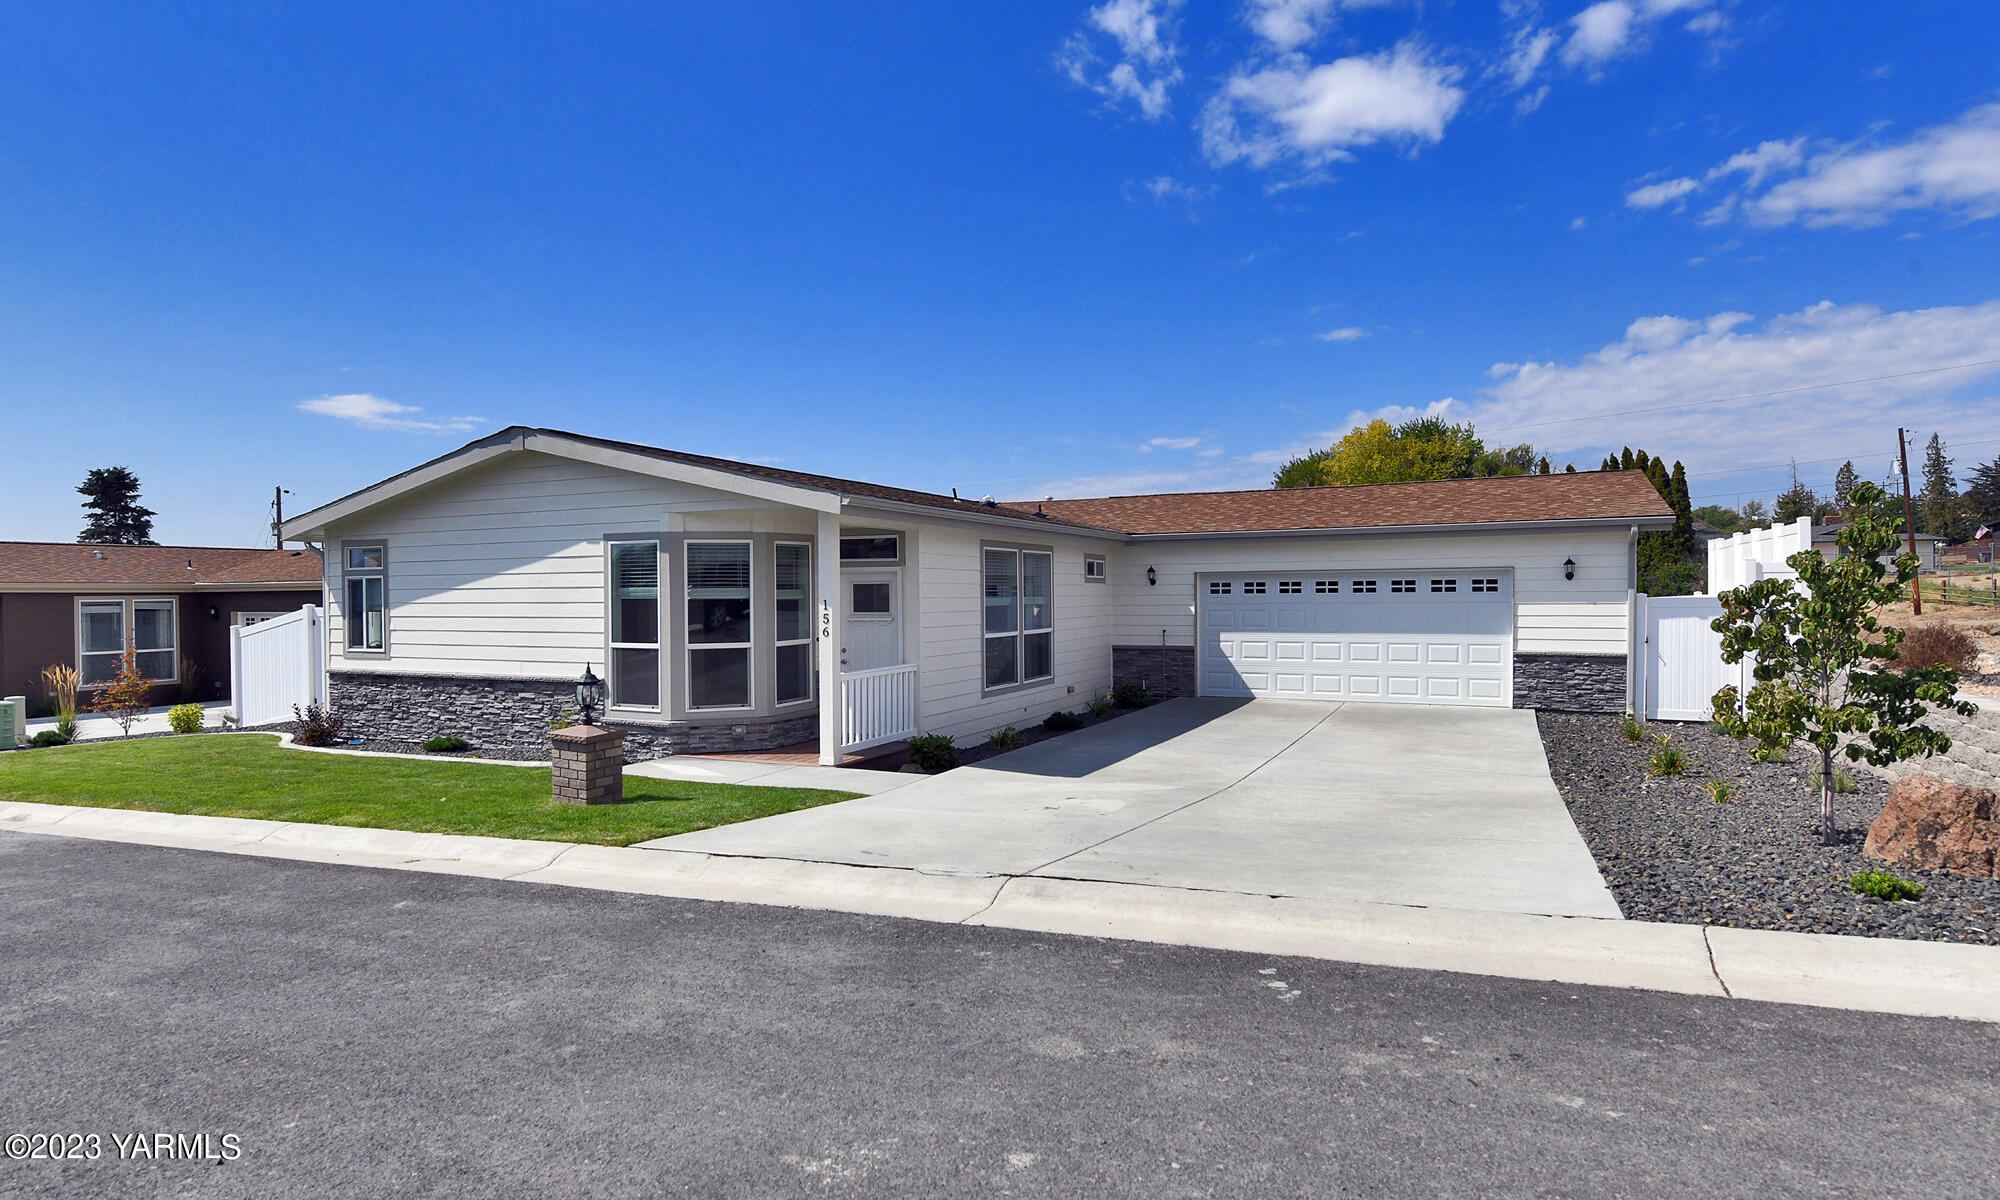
78 598 177 686
608 541 661 709
687 541 753 709
344 544 386 651
983 546 1054 690
775 542 813 705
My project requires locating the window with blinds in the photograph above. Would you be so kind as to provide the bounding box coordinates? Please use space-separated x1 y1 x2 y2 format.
775 542 812 705
608 541 660 709
687 541 752 708
983 546 1055 690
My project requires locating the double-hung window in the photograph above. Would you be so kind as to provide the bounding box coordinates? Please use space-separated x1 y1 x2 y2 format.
78 598 177 685
983 547 1054 690
344 544 386 651
774 542 813 705
687 541 753 709
608 541 661 709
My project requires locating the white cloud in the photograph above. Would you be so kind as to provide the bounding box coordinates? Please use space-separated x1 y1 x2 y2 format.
1625 176 1699 209
1133 174 1210 203
1245 0 1393 53
1142 435 1205 451
1201 40 1464 170
1316 326 1371 342
1057 0 1184 119
1633 103 2000 229
1561 0 1720 70
1474 300 2000 467
298 394 483 434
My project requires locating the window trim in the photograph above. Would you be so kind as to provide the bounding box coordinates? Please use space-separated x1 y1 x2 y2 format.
773 540 814 707
76 596 179 688
340 540 389 655
684 538 756 713
606 539 664 714
1084 555 1107 582
981 543 1056 695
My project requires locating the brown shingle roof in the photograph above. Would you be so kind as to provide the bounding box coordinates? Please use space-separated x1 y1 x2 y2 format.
0 542 324 588
1007 471 1674 535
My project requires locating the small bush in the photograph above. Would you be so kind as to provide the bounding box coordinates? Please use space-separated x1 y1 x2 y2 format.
550 710 574 732
292 701 348 747
906 733 958 773
1043 710 1084 732
1703 773 1737 804
29 729 71 748
1617 712 1647 743
1894 623 1977 674
166 703 205 734
1748 741 1789 763
1851 868 1924 902
1648 733 1689 776
424 735 471 754
1808 766 1859 794
986 725 1021 751
1112 681 1150 709
1087 697 1116 719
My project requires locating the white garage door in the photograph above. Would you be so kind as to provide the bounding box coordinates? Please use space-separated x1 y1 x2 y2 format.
1199 570 1514 706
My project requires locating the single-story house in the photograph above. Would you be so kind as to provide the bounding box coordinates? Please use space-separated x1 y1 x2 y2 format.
279 428 1674 764
1811 522 1947 571
0 542 324 710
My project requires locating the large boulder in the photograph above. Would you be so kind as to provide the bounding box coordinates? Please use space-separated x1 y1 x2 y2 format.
1863 776 2000 878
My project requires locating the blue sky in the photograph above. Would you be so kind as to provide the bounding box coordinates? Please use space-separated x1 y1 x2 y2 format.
2 1 1997 546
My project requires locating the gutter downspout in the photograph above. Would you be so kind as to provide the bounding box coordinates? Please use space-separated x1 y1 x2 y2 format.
1626 523 1641 717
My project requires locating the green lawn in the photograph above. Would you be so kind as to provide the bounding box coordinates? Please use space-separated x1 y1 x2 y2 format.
0 734 859 846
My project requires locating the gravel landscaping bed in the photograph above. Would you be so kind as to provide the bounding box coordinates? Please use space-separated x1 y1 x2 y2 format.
940 703 1146 770
1539 711 2000 944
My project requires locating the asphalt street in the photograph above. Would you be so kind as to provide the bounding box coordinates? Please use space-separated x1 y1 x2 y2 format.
1 829 1995 1199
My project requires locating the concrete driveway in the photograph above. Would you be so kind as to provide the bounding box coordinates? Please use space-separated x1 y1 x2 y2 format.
646 699 1620 919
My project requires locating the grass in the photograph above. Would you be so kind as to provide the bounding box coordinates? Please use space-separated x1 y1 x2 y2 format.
0 734 860 846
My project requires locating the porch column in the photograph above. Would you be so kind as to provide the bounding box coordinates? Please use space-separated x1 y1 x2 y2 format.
816 509 842 765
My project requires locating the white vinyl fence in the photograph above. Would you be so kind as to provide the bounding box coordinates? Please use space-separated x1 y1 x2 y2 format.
230 605 325 727
1633 594 1751 721
1706 516 1813 594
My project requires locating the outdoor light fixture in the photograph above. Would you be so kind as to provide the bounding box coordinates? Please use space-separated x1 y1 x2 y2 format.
207 606 219 620
576 663 607 725
1146 566 1157 586
1563 557 1576 581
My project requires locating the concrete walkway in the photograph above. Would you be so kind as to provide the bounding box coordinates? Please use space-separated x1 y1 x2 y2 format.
646 699 1622 919
24 699 231 741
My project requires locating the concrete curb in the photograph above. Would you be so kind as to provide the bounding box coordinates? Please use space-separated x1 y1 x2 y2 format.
4 800 1998 1023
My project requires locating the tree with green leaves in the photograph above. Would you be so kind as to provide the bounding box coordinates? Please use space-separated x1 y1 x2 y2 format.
1273 416 1493 488
1738 498 1769 526
1773 462 1828 524
1536 456 1551 475
1832 460 1858 511
1967 453 2000 534
1918 433 1961 540
1710 482 1974 843
77 466 157 545
1693 504 1748 534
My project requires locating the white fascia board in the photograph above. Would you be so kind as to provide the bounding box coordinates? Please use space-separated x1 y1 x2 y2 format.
1125 515 1676 543
840 498 1128 542
522 432 841 514
0 581 325 595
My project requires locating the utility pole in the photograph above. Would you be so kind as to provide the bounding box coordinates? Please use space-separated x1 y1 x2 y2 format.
271 486 289 550
1897 428 1922 614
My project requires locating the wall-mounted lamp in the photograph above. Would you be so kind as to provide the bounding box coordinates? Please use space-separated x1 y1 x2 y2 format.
1563 557 1576 581
1146 566 1157 586
207 606 219 620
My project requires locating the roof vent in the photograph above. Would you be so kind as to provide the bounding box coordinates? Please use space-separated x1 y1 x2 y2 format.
92 550 105 560
187 558 196 570
1035 503 1046 518
981 495 997 507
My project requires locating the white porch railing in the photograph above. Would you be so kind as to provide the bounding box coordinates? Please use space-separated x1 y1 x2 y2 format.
840 663 918 752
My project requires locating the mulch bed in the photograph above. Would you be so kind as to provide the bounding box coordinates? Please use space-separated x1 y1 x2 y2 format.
1539 711 2000 944
941 703 1145 770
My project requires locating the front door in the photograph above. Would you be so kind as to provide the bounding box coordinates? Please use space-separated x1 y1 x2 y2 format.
841 569 902 671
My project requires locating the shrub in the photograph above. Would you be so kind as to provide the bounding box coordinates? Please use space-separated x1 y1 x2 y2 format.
1893 623 1977 674
1808 766 1858 795
1748 742 1789 763
550 710 574 732
166 703 205 734
1617 712 1647 743
1087 697 1116 719
986 725 1021 751
1648 733 1689 776
1703 773 1737 804
29 729 71 748
39 663 79 737
1851 868 1924 902
1112 681 1150 709
292 701 348 747
424 735 471 754
906 733 958 773
90 640 154 738
1043 710 1084 732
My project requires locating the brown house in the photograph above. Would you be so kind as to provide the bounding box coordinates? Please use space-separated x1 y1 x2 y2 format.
0 542 324 710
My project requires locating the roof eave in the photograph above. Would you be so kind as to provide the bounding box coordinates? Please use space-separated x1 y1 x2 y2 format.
1125 514 1678 541
841 496 1128 541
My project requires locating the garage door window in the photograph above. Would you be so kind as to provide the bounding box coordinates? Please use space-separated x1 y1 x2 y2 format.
984 546 1054 690
1472 577 1501 593
1314 580 1337 594
1209 581 1231 595
1390 578 1416 594
1243 581 1266 594
1352 579 1377 593
1431 578 1457 593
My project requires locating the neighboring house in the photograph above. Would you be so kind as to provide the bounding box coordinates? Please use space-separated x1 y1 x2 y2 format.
279 428 1673 764
1811 523 1947 571
0 542 324 709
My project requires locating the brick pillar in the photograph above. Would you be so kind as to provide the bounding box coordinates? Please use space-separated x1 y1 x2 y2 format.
550 725 626 805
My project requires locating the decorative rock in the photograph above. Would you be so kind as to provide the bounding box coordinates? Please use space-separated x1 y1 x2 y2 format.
1864 777 2000 878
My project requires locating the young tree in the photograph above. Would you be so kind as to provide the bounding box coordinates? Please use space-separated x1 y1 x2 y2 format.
77 466 157 545
1918 433 1961 539
90 639 156 738
1738 498 1769 526
1832 460 1859 511
1710 483 1974 842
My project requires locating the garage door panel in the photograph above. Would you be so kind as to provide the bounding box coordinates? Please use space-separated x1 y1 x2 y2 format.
1199 570 1512 709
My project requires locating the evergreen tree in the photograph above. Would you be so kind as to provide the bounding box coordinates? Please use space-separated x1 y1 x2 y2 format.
1564 464 1577 474
1773 461 1826 525
1833 460 1859 511
1919 433 1960 538
1619 447 1635 470
1966 454 2000 534
77 466 157 545
1668 461 1693 554
1536 456 1551 475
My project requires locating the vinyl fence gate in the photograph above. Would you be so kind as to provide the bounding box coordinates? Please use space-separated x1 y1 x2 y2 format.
230 604 326 727
1633 594 1751 722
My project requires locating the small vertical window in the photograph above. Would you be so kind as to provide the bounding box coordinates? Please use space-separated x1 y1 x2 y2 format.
344 544 386 651
608 541 661 709
774 543 812 705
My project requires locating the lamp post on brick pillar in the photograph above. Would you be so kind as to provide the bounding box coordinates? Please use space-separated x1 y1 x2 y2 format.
551 663 623 805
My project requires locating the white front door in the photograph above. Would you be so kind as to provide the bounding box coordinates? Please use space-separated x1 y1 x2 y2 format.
1199 570 1514 707
841 569 902 671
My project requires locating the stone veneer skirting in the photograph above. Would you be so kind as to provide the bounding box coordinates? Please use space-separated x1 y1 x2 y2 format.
1511 652 1628 713
326 671 820 759
1112 646 1198 700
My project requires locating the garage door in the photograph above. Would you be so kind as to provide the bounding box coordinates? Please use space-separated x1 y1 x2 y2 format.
1199 570 1513 706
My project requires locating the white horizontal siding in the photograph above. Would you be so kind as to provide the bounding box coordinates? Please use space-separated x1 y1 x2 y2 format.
1107 529 1633 656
